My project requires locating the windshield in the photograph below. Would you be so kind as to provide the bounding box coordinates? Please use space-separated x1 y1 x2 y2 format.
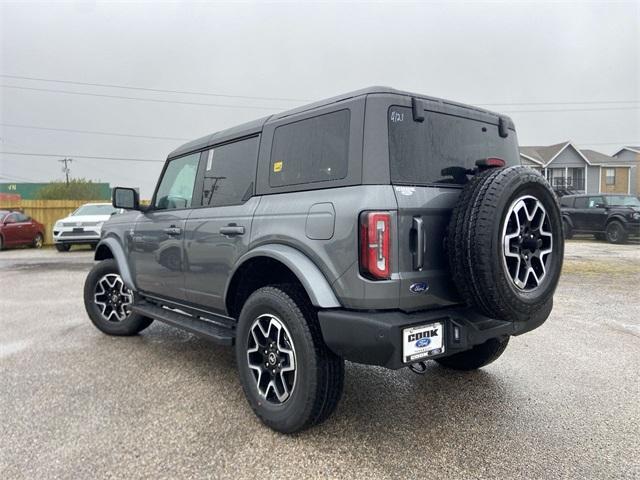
0 211 8 222
606 195 640 207
72 204 118 216
388 106 519 186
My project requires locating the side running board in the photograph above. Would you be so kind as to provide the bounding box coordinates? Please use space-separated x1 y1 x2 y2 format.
131 301 235 345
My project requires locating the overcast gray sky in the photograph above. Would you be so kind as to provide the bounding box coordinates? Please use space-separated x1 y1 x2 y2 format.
1 0 638 197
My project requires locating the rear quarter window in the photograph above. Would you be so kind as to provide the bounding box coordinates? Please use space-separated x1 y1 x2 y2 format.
270 109 350 187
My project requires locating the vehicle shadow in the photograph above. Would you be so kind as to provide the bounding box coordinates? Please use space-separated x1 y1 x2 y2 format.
120 322 515 444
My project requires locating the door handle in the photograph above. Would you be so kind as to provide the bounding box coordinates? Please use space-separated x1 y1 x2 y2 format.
219 225 245 236
163 226 182 236
412 217 425 271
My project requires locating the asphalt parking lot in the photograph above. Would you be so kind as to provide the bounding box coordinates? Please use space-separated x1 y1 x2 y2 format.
1 241 639 479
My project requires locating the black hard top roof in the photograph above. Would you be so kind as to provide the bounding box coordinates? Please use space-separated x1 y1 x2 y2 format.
168 86 511 159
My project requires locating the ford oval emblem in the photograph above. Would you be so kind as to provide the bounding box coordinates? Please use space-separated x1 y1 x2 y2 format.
410 282 429 293
416 338 431 348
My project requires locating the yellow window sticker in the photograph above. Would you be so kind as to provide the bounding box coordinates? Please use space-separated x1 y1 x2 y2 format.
273 161 283 173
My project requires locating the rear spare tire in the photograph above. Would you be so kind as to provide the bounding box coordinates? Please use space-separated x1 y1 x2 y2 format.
447 166 563 323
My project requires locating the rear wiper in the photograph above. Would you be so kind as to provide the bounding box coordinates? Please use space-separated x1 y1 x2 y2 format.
440 158 507 183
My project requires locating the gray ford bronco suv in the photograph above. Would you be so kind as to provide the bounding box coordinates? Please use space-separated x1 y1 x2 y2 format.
84 87 564 433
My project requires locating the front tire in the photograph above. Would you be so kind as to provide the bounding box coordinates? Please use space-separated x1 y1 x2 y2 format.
436 337 510 371
83 259 153 336
563 219 573 240
606 221 627 244
236 285 344 433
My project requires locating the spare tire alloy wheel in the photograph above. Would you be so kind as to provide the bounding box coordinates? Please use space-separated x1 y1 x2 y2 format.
502 195 553 291
247 314 297 405
93 273 134 322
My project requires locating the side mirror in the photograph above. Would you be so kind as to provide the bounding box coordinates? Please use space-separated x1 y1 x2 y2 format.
112 187 140 210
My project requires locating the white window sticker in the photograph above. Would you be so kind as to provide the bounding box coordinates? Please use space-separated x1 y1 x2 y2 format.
206 149 214 171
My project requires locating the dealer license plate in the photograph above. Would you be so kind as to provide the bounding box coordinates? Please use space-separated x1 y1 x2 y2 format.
73 227 84 232
402 322 444 363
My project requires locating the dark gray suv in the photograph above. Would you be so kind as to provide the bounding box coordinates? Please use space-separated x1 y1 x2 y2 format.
84 87 564 433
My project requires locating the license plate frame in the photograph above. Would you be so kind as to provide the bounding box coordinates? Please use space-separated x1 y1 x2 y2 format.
402 322 445 363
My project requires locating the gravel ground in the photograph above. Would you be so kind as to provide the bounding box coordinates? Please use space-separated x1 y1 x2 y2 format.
1 241 639 479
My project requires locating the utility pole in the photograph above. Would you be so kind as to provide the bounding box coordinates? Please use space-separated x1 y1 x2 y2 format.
59 158 72 185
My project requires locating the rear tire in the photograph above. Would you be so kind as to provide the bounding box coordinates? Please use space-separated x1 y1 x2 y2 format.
83 259 153 336
436 337 509 371
236 285 344 433
0 235 4 251
55 243 71 252
606 221 627 244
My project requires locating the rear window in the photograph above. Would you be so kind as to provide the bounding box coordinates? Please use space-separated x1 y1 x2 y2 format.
388 106 519 186
199 136 259 207
270 110 350 187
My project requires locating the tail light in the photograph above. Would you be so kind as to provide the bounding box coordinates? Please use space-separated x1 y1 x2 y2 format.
359 211 391 280
476 157 506 168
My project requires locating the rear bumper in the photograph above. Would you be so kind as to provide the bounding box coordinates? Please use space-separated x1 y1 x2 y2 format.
318 306 547 369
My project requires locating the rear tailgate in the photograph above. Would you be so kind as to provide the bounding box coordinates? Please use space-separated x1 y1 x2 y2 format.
393 185 461 311
387 103 520 311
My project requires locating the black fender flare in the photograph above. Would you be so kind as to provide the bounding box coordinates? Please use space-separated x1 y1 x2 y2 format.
226 244 341 308
605 215 628 228
561 213 574 229
94 236 137 292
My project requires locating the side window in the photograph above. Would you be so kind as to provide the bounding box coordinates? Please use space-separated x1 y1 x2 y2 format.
154 153 200 210
574 197 588 209
5 213 17 223
587 196 604 208
560 197 574 208
200 136 259 207
14 213 28 222
270 109 350 187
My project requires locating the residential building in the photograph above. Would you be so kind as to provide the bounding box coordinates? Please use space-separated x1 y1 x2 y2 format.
519 141 636 195
612 146 640 195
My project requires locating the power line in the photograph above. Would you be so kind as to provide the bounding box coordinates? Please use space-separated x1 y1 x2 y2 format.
0 173 39 182
7 85 640 113
501 106 639 114
476 99 639 107
0 85 290 111
574 141 640 146
6 73 640 111
0 123 190 141
0 73 309 103
3 74 639 108
1 151 163 163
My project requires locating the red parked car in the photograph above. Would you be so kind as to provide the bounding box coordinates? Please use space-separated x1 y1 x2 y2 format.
0 210 45 250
